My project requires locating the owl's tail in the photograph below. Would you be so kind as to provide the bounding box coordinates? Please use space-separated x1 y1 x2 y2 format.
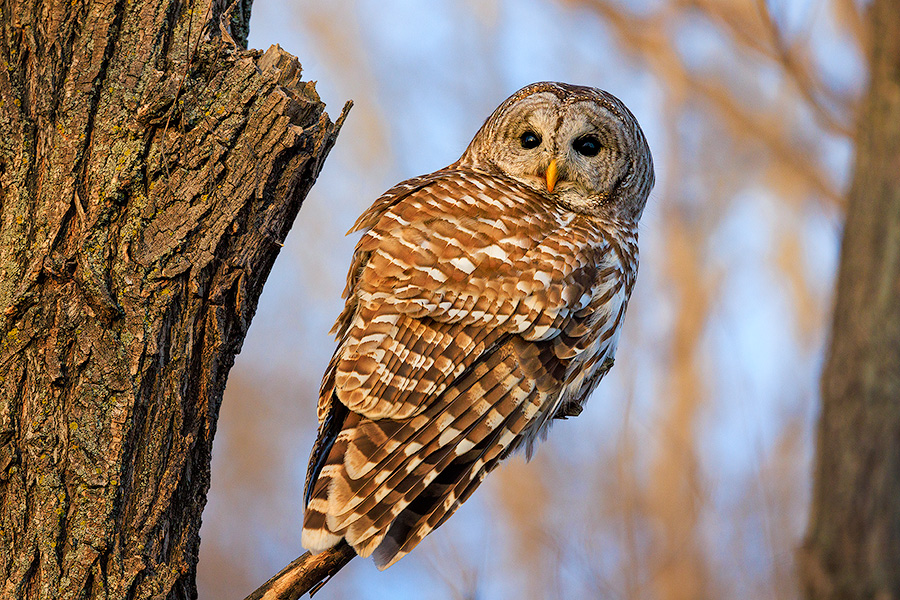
301 405 511 569
301 340 551 569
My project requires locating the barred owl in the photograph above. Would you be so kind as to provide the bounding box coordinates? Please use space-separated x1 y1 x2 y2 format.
302 82 654 569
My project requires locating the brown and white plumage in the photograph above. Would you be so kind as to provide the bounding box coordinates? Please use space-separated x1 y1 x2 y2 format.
302 82 654 569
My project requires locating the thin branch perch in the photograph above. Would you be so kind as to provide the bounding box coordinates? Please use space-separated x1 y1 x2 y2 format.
244 542 357 600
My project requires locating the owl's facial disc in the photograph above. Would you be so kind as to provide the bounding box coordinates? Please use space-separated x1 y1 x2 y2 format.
459 83 654 220
482 92 622 205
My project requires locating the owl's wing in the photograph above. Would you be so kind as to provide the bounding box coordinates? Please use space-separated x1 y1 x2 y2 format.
327 169 627 420
303 169 634 567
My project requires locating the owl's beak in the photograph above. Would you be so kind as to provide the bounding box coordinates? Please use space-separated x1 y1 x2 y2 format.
545 159 559 193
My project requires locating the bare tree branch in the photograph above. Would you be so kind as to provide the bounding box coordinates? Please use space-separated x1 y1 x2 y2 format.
567 0 846 207
753 0 855 137
244 542 356 600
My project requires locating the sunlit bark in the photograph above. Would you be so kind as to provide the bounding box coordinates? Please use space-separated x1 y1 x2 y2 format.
0 1 347 597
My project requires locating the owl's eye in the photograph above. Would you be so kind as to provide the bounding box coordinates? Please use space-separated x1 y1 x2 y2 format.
520 131 542 150
573 135 601 156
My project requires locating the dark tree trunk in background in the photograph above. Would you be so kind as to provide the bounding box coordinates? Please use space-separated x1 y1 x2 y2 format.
0 0 348 597
800 0 900 598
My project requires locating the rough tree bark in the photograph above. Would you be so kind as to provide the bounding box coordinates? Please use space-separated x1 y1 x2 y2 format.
0 0 348 598
800 0 900 598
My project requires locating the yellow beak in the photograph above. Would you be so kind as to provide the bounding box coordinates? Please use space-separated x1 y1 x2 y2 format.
545 159 558 193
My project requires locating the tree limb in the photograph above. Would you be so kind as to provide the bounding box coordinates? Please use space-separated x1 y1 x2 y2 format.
244 542 357 600
0 0 351 593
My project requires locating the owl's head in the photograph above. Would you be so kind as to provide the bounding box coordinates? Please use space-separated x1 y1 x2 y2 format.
458 82 655 221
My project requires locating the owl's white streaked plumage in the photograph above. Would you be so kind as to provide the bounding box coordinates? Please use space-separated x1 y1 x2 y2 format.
302 82 654 569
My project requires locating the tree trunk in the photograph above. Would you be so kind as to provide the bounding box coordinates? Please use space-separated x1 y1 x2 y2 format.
800 0 900 598
0 1 348 598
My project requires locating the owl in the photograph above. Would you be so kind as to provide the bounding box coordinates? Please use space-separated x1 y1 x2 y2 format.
302 82 654 569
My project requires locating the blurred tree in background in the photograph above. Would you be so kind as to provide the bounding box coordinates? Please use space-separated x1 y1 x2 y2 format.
800 0 900 598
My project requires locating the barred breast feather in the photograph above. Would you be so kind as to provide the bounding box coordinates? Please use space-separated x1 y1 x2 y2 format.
302 167 637 569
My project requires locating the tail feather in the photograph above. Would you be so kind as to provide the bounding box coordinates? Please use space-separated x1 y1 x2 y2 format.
301 336 561 566
373 387 542 569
